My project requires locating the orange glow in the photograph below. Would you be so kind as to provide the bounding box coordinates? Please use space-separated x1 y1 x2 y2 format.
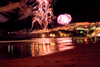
42 34 45 37
50 43 55 46
84 38 88 42
64 34 66 37
50 34 55 37
98 33 100 36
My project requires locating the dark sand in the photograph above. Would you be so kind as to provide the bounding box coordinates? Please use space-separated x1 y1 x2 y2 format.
0 43 100 67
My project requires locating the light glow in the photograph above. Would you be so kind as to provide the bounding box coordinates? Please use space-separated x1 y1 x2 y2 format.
98 33 100 36
57 13 72 25
31 0 56 30
42 34 45 37
50 33 55 37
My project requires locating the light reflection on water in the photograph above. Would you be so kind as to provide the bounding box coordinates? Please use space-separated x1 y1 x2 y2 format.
0 37 99 60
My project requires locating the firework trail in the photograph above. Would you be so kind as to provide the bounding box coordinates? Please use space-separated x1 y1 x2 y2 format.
29 0 57 30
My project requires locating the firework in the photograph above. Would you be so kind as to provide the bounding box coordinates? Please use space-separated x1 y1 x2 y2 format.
30 0 57 30
57 13 72 25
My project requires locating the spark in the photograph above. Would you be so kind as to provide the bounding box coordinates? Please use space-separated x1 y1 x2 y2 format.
57 13 72 25
30 0 57 30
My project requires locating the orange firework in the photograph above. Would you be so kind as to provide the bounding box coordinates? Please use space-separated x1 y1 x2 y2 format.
30 0 57 30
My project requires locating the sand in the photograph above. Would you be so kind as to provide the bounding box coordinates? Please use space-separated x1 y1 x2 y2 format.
0 42 100 67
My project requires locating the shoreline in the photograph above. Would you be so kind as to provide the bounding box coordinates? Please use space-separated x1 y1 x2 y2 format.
0 42 100 67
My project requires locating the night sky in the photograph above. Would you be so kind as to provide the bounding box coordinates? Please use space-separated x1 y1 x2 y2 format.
0 0 99 31
53 0 100 22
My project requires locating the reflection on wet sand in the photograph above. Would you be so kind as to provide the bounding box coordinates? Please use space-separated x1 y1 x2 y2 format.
0 37 99 60
74 37 99 44
0 38 74 60
31 42 74 56
58 42 74 51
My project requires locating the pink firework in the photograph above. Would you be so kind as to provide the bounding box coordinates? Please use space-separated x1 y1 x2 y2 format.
57 13 72 25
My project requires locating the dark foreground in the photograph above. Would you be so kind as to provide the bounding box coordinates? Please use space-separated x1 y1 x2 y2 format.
0 42 100 67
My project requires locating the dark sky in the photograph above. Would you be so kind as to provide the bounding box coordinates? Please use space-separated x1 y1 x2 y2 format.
53 0 100 22
0 0 99 31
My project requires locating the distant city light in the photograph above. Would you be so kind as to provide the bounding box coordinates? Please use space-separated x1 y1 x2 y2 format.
50 33 55 37
98 33 100 36
57 13 72 25
42 34 45 38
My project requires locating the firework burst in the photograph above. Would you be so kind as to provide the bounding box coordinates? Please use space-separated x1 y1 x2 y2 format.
29 0 57 30
57 13 72 25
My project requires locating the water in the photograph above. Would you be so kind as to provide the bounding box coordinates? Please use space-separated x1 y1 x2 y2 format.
0 37 99 60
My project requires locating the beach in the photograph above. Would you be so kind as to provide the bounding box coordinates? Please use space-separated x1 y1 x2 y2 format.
0 42 100 67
